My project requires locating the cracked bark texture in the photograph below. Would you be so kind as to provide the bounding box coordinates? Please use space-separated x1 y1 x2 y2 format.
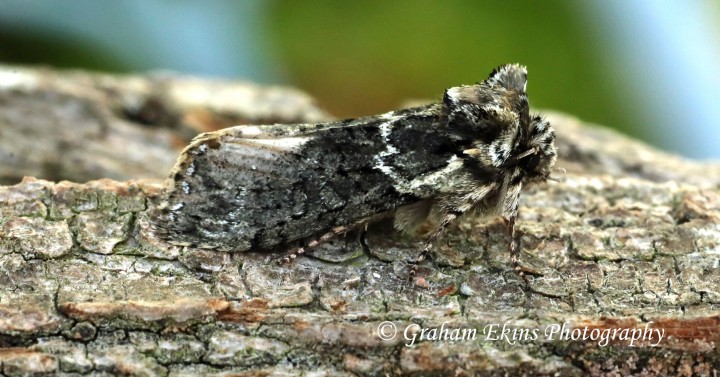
1 64 719 376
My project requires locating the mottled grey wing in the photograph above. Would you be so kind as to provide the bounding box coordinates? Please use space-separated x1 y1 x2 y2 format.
154 107 457 252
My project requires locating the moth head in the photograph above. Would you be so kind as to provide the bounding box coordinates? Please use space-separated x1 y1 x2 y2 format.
444 71 520 172
515 116 557 181
447 64 557 181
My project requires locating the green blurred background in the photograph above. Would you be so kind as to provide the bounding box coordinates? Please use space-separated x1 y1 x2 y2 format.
1 1 718 159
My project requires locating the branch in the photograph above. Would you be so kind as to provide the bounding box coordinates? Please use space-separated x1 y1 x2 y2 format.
0 64 719 376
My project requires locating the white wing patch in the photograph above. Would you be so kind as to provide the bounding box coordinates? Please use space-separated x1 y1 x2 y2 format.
243 137 310 151
236 126 264 138
373 117 402 179
395 155 465 196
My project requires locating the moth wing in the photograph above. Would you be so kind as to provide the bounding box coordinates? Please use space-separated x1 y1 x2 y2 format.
156 117 437 251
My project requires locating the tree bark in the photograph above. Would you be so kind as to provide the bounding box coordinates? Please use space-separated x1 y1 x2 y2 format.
0 64 719 376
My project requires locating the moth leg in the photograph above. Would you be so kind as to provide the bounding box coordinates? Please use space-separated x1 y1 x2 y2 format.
277 226 348 264
277 212 395 264
505 215 522 275
504 216 543 280
278 245 305 264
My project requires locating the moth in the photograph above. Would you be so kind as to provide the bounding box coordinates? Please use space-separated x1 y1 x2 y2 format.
152 64 557 277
